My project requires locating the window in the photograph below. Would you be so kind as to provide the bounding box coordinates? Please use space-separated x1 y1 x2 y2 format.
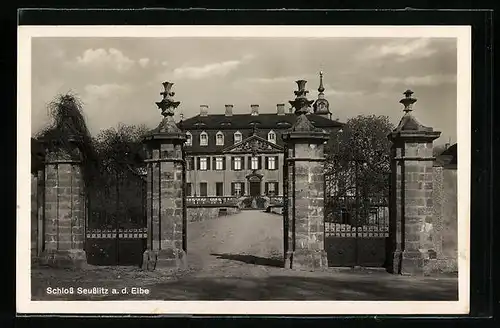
186 183 192 197
232 182 244 196
215 157 224 170
200 131 208 146
200 182 207 197
265 182 278 196
199 157 207 171
268 130 276 144
185 132 192 146
233 157 242 170
234 131 242 144
186 157 194 171
251 156 259 170
266 156 278 170
216 182 223 196
216 131 224 146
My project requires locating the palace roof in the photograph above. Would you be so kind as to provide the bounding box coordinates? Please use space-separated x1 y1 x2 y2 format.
179 112 343 131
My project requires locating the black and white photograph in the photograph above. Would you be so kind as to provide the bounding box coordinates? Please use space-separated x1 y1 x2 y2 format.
17 25 470 315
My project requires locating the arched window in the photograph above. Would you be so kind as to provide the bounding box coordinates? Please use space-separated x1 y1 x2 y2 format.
216 131 224 146
185 132 192 146
234 131 242 144
200 131 208 146
267 130 276 144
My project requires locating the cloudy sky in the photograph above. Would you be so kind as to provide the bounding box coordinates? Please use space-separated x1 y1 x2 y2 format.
31 37 457 144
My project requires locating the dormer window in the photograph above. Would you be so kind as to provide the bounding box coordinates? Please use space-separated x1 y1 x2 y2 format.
185 132 192 146
268 130 276 144
216 131 224 146
277 121 291 128
234 131 242 144
200 131 208 146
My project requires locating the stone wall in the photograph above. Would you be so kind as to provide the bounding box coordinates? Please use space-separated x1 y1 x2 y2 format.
427 166 458 273
187 207 240 223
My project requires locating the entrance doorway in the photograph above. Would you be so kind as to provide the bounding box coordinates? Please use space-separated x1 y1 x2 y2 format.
249 181 261 197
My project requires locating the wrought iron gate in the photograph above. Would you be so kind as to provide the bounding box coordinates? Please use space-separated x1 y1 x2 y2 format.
86 168 147 266
324 164 390 267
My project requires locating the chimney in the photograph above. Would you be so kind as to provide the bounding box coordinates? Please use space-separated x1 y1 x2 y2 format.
225 104 233 116
250 104 259 116
200 104 209 117
276 103 285 115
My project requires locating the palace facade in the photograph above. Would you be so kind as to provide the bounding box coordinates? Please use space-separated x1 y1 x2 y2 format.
179 73 343 200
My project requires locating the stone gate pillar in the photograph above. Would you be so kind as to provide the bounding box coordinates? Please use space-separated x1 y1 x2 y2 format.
38 140 87 268
388 90 441 275
142 82 187 271
282 80 330 270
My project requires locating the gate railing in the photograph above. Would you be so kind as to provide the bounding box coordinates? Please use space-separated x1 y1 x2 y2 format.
324 195 389 238
86 227 148 239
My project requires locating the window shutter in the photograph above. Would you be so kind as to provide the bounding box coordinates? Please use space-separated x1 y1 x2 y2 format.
241 182 245 195
197 157 200 170
223 157 226 170
231 157 235 170
231 183 235 196
275 182 279 195
206 157 211 170
258 156 262 169
241 157 245 170
248 156 252 169
265 182 269 195
275 156 279 170
265 156 269 170
213 157 217 170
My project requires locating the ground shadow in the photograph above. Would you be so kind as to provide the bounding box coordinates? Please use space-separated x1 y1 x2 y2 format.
210 253 284 268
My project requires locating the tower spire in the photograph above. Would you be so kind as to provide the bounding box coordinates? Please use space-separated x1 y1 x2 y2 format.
318 71 325 94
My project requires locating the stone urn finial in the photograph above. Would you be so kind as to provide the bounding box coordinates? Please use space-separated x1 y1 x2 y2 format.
289 80 314 115
400 89 417 114
156 81 180 117
161 81 175 98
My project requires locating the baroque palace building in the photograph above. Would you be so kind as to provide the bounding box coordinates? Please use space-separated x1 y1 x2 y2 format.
179 72 343 200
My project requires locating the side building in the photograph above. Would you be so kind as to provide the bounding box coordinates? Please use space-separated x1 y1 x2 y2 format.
179 73 343 206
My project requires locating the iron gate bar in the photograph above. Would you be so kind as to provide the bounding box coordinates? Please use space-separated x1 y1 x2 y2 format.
143 158 186 164
285 158 326 162
291 147 296 254
115 170 119 264
393 156 436 161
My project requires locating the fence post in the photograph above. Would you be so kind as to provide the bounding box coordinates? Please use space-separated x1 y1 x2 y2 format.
142 82 187 271
388 90 441 275
282 80 330 270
